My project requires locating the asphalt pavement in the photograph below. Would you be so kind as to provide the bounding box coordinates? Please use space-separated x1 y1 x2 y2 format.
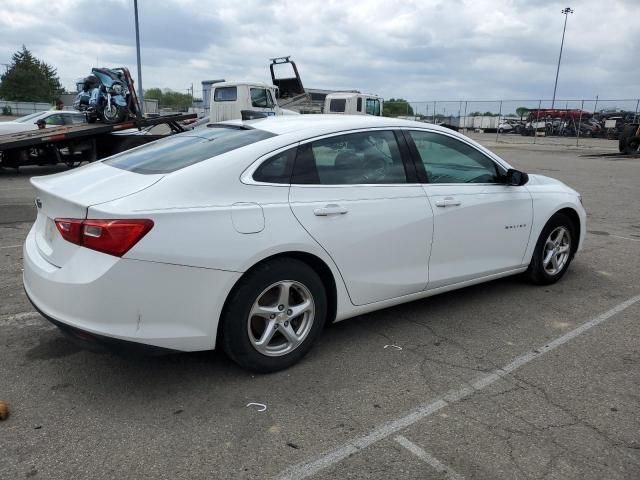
1 138 639 479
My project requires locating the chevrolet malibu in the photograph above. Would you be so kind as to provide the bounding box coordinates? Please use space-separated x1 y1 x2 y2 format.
23 115 585 372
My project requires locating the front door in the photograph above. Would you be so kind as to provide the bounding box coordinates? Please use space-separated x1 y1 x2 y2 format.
405 129 533 289
289 129 433 306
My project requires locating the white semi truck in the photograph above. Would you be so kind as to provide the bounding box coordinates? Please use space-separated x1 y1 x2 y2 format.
208 81 298 122
323 92 383 116
201 57 384 122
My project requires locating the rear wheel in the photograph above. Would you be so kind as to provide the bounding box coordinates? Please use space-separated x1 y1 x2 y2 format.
220 258 327 373
619 124 639 154
526 213 576 285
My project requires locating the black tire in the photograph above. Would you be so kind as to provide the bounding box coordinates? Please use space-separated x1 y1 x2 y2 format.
526 213 576 285
87 115 97 124
220 258 327 373
619 124 638 154
102 105 127 124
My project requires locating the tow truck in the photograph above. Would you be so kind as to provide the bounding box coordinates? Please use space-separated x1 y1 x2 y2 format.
0 112 196 170
0 65 196 170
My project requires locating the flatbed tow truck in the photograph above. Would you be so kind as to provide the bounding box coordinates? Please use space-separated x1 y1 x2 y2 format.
0 112 196 170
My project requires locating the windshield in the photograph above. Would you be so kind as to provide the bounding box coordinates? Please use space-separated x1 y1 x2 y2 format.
15 111 48 123
104 126 276 174
92 69 119 88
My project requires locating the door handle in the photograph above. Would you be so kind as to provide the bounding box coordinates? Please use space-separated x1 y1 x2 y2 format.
434 197 462 208
313 204 349 216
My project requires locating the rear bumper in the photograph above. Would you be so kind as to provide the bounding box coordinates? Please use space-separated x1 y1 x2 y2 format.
23 225 242 351
25 289 175 356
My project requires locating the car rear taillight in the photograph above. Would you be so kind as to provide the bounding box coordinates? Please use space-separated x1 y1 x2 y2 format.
54 218 154 257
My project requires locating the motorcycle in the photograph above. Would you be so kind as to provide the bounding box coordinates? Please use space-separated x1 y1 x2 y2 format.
74 68 135 124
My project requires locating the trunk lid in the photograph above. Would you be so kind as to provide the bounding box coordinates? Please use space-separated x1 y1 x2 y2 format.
31 162 163 267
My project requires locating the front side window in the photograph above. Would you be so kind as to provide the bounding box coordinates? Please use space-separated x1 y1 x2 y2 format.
105 126 276 174
250 88 273 108
214 87 237 102
408 130 503 184
365 99 380 116
292 130 407 185
45 114 65 126
329 99 346 113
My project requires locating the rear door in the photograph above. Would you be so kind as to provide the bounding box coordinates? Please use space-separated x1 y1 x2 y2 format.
405 129 533 289
289 129 433 306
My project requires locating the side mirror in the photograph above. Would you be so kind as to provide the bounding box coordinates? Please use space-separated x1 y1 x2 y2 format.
506 168 529 186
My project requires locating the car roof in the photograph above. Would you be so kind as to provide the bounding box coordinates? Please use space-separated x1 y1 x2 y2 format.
13 110 83 123
219 114 455 137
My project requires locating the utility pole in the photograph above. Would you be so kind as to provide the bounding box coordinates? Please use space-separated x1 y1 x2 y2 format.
134 0 144 114
551 7 573 110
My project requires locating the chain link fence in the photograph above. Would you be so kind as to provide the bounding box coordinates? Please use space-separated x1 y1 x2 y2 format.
384 98 640 147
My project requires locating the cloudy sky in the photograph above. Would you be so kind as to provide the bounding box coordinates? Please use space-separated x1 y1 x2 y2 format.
1 0 638 106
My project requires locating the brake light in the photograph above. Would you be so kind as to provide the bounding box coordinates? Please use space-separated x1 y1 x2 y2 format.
54 219 83 244
54 218 154 257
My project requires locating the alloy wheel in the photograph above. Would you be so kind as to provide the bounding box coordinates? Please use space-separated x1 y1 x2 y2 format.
542 226 571 275
247 280 315 357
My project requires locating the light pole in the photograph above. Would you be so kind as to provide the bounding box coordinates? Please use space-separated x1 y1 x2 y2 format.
551 7 573 109
134 0 144 114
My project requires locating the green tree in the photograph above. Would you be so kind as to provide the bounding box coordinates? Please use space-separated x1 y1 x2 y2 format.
0 46 63 102
144 88 192 111
383 98 414 117
516 107 529 119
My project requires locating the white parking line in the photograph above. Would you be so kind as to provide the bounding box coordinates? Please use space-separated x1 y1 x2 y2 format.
0 244 22 250
394 435 464 480
274 293 640 480
610 234 640 243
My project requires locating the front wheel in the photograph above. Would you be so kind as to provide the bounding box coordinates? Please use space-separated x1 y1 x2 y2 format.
101 104 127 124
220 258 327 373
526 213 576 285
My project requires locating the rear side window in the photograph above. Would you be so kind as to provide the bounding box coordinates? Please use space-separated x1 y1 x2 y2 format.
105 127 276 174
214 87 237 102
292 130 407 185
67 114 87 125
329 99 346 113
357 97 362 112
252 148 297 184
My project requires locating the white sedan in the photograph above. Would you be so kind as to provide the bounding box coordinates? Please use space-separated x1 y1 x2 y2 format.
0 110 87 135
23 115 585 372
